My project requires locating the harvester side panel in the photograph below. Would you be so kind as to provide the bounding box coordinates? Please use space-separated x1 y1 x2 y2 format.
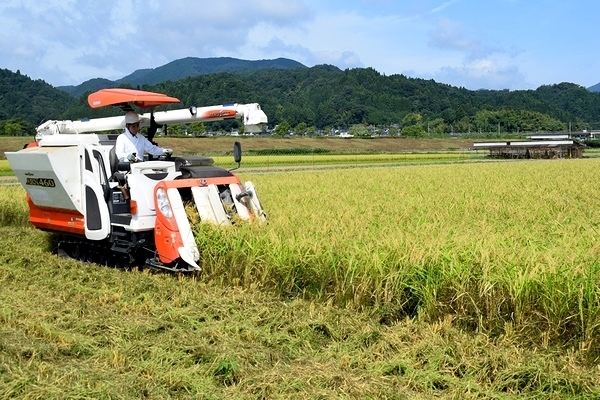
6 147 83 213
26 195 85 235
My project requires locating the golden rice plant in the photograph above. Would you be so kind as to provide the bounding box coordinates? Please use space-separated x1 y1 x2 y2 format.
0 185 29 226
192 159 600 352
2 157 599 352
212 152 470 167
0 160 13 175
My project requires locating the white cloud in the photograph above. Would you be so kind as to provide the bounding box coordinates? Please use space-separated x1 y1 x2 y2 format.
252 0 313 22
431 0 460 14
422 16 528 89
428 18 502 60
257 38 315 63
429 18 476 52
313 50 363 69
434 58 527 90
140 0 314 67
108 0 138 41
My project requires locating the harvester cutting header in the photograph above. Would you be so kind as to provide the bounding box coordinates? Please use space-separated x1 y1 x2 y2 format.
6 89 268 272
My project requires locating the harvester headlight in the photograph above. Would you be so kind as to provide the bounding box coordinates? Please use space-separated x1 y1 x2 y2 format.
156 188 173 218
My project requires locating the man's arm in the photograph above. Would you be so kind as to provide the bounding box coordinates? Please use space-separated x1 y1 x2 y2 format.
142 136 168 157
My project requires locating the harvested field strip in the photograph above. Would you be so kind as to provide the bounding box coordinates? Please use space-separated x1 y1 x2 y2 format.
0 226 598 399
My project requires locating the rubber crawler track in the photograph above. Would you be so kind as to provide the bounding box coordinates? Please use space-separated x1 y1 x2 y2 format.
57 239 200 273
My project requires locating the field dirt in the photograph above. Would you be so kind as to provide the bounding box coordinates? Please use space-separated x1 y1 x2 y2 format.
0 136 477 159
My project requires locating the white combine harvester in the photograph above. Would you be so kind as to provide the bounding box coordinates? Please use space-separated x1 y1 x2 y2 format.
5 88 267 272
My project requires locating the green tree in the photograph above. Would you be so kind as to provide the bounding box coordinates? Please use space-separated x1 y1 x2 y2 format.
402 113 422 126
4 121 21 136
295 122 308 136
273 121 291 136
166 124 182 136
388 126 400 136
349 124 370 137
402 125 426 138
427 118 446 136
4 64 600 135
4 121 22 136
0 118 33 136
189 121 206 135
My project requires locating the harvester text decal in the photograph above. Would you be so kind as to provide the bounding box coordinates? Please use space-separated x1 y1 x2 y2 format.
204 110 236 119
26 178 56 187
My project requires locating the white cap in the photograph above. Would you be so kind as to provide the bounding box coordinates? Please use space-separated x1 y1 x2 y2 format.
124 111 141 125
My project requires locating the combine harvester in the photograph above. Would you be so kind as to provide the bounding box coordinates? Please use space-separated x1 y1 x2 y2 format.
5 89 267 272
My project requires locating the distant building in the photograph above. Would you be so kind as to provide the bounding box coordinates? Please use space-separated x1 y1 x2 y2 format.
528 131 600 140
472 140 586 159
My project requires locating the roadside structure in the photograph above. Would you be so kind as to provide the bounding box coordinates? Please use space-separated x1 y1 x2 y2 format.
472 140 586 159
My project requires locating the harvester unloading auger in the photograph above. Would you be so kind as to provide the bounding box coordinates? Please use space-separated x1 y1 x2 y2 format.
5 88 267 272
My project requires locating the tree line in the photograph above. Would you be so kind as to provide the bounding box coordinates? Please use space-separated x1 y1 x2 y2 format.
2 66 600 137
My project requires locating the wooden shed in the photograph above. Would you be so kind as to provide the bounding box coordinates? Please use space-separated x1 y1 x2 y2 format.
472 140 586 159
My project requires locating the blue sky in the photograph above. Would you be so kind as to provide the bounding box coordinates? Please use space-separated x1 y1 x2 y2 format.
0 0 597 90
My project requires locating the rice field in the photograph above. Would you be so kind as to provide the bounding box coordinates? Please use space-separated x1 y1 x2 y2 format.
0 160 14 176
194 159 600 355
3 158 600 351
211 151 474 169
2 157 600 398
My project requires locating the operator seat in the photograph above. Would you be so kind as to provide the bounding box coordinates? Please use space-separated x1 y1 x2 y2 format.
108 146 129 185
109 146 118 175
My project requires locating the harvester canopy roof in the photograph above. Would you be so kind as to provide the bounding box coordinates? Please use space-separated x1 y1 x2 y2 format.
88 88 180 109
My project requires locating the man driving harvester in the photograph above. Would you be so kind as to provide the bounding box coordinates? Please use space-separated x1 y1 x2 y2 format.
115 111 172 162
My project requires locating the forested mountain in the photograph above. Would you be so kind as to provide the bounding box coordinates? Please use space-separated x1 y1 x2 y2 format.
61 66 600 134
3 64 600 137
58 57 306 97
0 69 74 135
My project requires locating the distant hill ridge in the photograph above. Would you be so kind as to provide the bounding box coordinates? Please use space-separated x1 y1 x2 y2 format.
588 82 600 92
58 57 306 97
